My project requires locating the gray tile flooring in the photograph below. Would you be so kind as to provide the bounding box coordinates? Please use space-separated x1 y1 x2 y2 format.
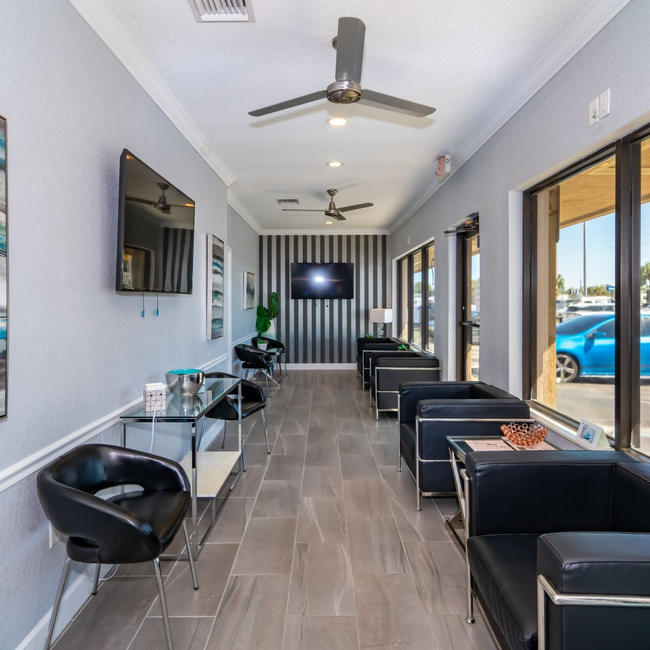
52 370 496 650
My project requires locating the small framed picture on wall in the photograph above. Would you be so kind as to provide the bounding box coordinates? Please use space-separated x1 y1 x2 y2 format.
244 271 255 309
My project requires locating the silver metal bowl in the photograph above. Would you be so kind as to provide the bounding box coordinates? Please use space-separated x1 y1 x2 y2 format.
166 369 205 397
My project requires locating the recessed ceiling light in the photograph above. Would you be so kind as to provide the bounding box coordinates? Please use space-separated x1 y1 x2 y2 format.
326 161 343 168
327 118 347 127
325 220 333 225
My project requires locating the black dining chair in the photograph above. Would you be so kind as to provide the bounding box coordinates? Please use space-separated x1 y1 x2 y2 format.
37 444 199 650
235 344 277 397
252 336 287 380
204 372 271 462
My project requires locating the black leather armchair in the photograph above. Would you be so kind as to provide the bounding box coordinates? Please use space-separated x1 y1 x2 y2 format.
465 451 650 650
356 338 398 384
369 355 440 419
37 444 198 650
235 344 276 396
252 336 287 380
360 347 416 387
398 381 530 507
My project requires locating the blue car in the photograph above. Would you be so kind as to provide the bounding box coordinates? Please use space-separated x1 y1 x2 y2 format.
555 313 649 382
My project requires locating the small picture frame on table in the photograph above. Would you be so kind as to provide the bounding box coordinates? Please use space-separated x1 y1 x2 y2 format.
577 419 603 448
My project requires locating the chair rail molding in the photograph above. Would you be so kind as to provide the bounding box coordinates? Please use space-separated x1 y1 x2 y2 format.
0 353 230 494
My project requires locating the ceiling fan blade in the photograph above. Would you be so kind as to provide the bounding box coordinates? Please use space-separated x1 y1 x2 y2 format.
249 90 328 117
339 202 373 212
281 209 324 212
333 213 347 221
358 89 436 117
167 203 195 208
335 17 365 84
126 197 155 206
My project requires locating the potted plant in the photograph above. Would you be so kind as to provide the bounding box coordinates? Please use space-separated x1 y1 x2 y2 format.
256 291 279 340
257 338 268 351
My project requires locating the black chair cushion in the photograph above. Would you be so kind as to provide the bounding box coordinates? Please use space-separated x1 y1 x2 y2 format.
612 462 650 532
65 490 190 564
208 395 265 421
468 534 539 650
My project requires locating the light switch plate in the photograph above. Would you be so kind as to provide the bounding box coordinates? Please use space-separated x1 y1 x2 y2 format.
599 89 611 120
589 97 600 126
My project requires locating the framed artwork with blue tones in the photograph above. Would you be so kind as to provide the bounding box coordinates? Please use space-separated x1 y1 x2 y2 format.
207 234 224 339
0 116 6 418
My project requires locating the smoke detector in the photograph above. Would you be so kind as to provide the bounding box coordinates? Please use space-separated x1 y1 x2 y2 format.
188 0 255 23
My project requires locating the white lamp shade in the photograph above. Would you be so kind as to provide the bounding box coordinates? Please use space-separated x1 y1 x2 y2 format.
370 308 393 324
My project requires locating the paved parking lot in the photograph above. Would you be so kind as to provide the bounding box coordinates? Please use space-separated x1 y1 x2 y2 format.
557 380 650 453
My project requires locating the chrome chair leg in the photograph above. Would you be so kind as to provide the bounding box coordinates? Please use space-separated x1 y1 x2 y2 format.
91 563 101 595
264 372 271 398
260 410 271 454
153 557 174 650
44 557 72 650
221 421 227 449
182 521 199 590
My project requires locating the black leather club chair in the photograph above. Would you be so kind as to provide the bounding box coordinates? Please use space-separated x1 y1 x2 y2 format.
361 347 416 388
398 381 530 509
465 451 650 650
252 336 287 380
235 344 276 397
356 336 394 373
37 444 198 650
205 372 271 463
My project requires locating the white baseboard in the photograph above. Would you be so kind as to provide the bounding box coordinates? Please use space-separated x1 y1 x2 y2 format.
16 565 108 650
285 363 356 370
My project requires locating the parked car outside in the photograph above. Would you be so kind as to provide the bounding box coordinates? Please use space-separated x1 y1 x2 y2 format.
556 313 650 382
561 302 615 322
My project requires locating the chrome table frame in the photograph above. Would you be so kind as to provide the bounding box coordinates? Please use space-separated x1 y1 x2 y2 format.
120 380 243 561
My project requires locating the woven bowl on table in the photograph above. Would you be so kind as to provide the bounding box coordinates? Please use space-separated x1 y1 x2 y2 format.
501 422 547 447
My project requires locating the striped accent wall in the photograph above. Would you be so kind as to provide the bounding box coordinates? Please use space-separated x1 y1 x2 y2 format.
259 235 390 364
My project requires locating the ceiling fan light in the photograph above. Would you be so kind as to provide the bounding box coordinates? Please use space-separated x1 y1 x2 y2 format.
326 161 343 168
325 220 333 224
327 117 348 127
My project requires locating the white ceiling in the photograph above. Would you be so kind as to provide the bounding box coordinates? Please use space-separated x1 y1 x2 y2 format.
92 0 622 232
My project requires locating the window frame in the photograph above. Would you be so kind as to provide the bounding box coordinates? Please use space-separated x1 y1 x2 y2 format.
523 121 650 455
397 241 435 352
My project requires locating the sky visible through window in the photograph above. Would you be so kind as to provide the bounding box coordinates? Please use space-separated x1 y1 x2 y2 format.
558 203 650 290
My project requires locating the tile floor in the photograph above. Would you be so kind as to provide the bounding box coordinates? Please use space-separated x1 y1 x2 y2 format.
52 370 496 650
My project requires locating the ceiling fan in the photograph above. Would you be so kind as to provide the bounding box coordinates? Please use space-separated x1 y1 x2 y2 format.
282 189 372 221
126 183 194 214
249 17 436 118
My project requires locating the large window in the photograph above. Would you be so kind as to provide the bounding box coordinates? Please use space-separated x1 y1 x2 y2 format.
460 233 480 380
525 123 650 456
397 243 435 351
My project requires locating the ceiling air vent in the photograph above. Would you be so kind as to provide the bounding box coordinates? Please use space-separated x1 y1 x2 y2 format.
276 199 299 205
189 0 254 23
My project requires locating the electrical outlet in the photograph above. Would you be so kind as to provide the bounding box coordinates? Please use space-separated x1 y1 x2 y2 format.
599 89 611 120
589 97 599 126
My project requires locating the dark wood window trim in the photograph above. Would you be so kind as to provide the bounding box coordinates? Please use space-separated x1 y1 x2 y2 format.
523 120 650 454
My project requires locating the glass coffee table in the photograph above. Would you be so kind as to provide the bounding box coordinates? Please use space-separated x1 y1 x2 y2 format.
445 435 558 550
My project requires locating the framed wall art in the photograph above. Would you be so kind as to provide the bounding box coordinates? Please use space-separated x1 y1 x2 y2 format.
207 234 224 339
244 271 255 310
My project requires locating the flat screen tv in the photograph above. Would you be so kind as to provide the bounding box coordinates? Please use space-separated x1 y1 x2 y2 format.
291 262 354 299
116 150 196 293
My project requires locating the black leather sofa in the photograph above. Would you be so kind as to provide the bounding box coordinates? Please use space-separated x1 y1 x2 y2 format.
398 381 530 508
465 450 650 650
369 355 440 419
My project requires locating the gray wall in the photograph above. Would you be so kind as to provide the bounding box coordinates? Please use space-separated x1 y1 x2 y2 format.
0 1 238 646
392 0 650 394
259 235 390 363
227 205 258 340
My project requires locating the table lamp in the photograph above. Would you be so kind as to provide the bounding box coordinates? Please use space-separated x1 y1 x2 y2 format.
370 308 393 338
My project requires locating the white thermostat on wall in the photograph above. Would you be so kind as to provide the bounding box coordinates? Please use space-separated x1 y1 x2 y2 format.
436 154 451 182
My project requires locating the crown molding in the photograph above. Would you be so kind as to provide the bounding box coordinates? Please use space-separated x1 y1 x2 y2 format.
67 0 236 187
227 191 263 234
259 228 391 236
388 0 632 234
